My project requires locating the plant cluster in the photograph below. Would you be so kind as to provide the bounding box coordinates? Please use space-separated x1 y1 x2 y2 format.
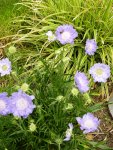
1 0 113 150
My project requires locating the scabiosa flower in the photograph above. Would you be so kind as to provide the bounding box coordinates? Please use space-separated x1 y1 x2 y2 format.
0 92 10 115
85 39 98 55
89 63 110 82
55 24 78 45
46 31 56 42
64 123 73 141
0 58 12 76
76 113 100 134
74 71 89 93
10 90 36 118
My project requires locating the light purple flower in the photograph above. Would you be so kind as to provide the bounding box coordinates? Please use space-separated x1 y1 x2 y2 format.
46 31 56 42
85 39 98 55
76 113 100 134
10 90 36 118
89 63 110 82
55 24 78 45
0 58 12 76
0 92 10 115
64 123 73 141
74 71 89 93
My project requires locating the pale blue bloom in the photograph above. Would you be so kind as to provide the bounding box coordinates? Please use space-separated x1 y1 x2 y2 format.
10 90 36 118
89 63 110 82
0 92 10 115
74 71 89 93
0 58 11 76
85 39 98 55
76 113 100 134
55 24 78 45
64 123 73 141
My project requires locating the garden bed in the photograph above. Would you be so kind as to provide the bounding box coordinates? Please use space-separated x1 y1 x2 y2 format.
0 0 113 150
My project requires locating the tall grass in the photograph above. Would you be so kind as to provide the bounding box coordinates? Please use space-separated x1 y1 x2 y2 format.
7 0 113 96
0 0 22 37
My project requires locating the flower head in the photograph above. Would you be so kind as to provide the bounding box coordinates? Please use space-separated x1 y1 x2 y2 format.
76 113 100 134
56 95 64 102
0 58 12 76
85 39 98 55
10 90 36 118
21 83 29 92
64 123 73 141
71 88 79 96
29 122 37 132
46 31 56 42
74 71 89 93
89 63 110 82
0 92 10 115
65 103 73 110
8 46 16 54
55 24 78 45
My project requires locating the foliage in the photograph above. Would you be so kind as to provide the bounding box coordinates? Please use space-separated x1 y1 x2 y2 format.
0 57 110 150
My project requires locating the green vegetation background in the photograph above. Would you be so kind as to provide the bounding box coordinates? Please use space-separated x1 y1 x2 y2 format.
0 0 20 37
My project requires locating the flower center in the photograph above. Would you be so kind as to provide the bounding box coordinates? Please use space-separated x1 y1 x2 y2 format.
66 129 72 136
88 44 93 50
95 68 103 75
16 98 28 110
2 65 8 71
61 31 70 41
84 120 94 128
77 77 84 85
0 99 6 111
